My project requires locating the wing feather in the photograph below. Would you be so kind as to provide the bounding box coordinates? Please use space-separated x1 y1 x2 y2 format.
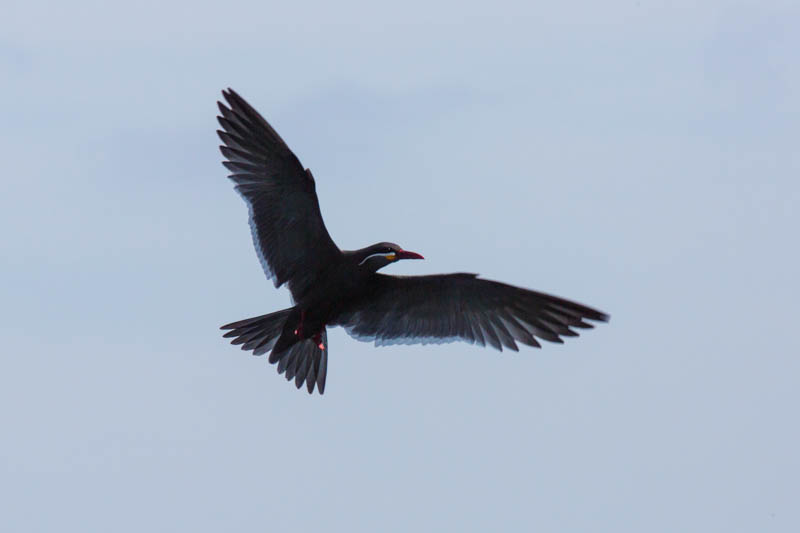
218 89 341 301
336 274 608 351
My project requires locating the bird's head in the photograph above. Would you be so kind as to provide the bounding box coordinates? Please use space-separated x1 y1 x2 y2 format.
356 242 424 272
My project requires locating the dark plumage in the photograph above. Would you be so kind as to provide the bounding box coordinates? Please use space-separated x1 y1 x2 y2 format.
217 88 609 394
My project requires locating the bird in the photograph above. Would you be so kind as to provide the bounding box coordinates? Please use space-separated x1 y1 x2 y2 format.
217 88 609 394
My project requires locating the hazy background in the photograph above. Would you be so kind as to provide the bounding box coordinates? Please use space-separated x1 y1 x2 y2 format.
2 1 798 531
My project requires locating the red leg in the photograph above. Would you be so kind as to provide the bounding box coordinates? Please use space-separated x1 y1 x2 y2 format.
312 332 325 350
293 310 306 337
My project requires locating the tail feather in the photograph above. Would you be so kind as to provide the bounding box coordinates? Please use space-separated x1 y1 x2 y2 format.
221 309 328 394
221 308 292 355
273 330 328 394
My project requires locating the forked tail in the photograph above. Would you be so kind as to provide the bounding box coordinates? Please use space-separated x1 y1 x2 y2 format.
221 309 328 394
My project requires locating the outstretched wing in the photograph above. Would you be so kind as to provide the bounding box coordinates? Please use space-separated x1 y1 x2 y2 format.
336 273 608 350
217 88 341 301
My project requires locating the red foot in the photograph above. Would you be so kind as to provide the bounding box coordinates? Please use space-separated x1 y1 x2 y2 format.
313 332 325 350
293 310 306 337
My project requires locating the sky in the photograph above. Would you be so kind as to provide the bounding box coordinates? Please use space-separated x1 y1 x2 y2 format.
2 1 799 531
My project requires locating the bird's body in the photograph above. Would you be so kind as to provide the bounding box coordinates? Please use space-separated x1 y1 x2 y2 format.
276 251 368 347
217 88 608 394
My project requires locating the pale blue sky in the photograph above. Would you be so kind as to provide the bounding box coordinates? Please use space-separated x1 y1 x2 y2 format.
2 1 799 531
